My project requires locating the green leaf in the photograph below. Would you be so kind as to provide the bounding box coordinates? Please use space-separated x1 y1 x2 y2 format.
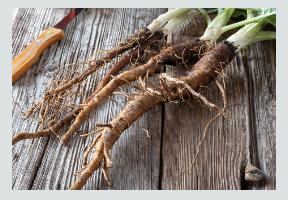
254 8 276 28
267 15 276 27
231 9 247 19
262 8 276 27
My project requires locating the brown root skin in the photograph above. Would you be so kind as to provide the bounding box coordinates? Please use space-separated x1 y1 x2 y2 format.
94 31 164 95
13 30 154 144
13 40 242 189
183 41 236 89
12 130 50 145
70 91 165 190
70 41 237 189
49 28 152 96
61 58 161 145
27 28 152 129
14 39 204 146
12 110 77 145
156 39 202 66
13 41 234 147
62 39 203 145
70 138 105 190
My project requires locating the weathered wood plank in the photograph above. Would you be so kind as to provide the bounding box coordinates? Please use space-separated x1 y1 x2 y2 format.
12 8 276 190
243 41 276 190
12 8 166 190
161 14 276 190
12 8 74 190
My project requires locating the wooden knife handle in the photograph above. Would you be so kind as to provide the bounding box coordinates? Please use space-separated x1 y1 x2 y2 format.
12 27 65 84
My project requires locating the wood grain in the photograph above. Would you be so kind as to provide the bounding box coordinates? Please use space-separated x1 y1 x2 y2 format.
12 8 166 190
161 12 276 190
12 8 276 190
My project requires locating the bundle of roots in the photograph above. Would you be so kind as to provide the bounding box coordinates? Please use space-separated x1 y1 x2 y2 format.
13 38 263 189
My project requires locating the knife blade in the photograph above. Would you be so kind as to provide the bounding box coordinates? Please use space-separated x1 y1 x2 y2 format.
12 8 84 84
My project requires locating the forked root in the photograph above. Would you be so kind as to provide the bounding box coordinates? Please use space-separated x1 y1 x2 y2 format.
70 41 239 189
103 141 114 168
70 127 118 190
70 140 105 190
23 101 42 120
71 91 165 190
83 132 103 166
160 73 228 119
62 39 203 145
100 157 112 186
94 31 164 95
33 28 153 125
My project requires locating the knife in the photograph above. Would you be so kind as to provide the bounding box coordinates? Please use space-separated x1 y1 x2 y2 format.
12 8 84 84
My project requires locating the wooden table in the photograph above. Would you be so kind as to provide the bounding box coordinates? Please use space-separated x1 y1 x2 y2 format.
12 8 276 190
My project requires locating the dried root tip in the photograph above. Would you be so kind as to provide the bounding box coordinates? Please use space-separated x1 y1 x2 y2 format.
61 135 70 146
245 164 263 182
138 76 146 90
12 129 51 145
47 120 60 138
12 102 25 115
83 132 103 166
39 97 47 126
49 127 60 138
23 101 42 120
41 96 51 130
189 111 225 174
70 141 105 190
214 79 227 107
73 166 87 176
101 159 113 186
142 128 150 138
159 76 170 93
103 142 114 168
62 112 88 145
189 155 198 175
109 95 117 103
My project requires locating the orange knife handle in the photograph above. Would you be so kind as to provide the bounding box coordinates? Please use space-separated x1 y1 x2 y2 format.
12 27 64 84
